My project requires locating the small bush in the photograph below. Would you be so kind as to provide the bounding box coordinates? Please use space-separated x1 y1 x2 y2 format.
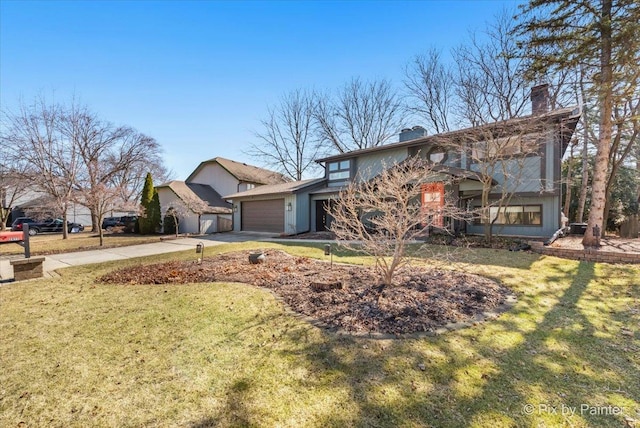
163 213 177 235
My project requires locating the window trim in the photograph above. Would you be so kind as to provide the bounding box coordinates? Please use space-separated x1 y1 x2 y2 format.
328 159 352 181
469 133 544 162
474 204 543 226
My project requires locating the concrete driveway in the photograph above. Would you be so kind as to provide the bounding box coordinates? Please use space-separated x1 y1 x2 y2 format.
0 232 275 281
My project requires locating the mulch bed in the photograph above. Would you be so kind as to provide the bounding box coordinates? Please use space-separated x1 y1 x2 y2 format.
98 250 513 335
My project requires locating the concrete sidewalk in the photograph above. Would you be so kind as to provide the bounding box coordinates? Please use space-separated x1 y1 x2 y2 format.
0 232 274 281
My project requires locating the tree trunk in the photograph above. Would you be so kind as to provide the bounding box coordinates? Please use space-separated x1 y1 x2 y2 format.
576 133 589 222
637 158 640 210
91 210 99 233
62 208 69 240
583 0 613 247
577 68 590 223
482 181 492 243
602 154 620 236
564 143 574 219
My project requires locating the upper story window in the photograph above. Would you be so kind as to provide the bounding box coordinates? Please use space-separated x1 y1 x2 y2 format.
411 145 451 165
471 134 541 160
328 160 351 181
428 148 447 164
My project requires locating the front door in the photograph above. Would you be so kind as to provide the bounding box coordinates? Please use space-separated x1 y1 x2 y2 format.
315 200 334 232
421 182 445 228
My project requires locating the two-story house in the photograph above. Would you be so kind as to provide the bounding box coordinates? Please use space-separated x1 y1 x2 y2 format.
156 157 289 234
225 88 580 240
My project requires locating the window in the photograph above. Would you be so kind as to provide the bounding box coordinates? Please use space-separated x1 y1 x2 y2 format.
328 160 351 181
413 146 450 164
429 149 446 164
484 205 542 225
471 134 541 160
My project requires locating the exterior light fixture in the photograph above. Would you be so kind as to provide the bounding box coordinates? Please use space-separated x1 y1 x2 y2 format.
324 244 333 267
196 241 204 264
287 202 292 211
233 205 238 213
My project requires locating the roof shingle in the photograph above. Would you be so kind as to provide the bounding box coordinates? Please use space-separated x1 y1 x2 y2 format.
186 157 289 185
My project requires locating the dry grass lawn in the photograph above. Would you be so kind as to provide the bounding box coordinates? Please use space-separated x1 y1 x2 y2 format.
1 242 638 427
0 231 161 256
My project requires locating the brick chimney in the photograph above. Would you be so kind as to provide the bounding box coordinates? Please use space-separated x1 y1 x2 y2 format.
531 84 549 115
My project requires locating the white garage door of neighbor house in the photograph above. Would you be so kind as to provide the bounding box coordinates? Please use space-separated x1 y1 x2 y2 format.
241 199 284 233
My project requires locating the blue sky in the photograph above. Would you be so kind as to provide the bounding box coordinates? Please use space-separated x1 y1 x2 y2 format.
1 0 519 180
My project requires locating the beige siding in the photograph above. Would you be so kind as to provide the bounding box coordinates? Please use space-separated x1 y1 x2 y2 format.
200 214 218 234
158 187 199 234
189 163 239 197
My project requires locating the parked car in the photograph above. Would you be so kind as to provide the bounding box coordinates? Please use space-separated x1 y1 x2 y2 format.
101 216 137 232
11 217 84 236
101 217 121 230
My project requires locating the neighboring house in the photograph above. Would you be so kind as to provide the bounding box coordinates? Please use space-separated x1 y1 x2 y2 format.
7 189 92 227
225 87 581 239
156 157 288 234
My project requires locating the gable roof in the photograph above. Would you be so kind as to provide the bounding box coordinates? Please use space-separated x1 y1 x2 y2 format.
157 180 232 214
316 106 581 163
224 178 326 199
186 157 290 185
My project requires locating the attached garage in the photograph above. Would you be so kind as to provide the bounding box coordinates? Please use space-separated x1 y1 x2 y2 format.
241 199 284 233
225 178 327 235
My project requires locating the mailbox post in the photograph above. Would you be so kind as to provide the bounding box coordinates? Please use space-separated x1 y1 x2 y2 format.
23 223 31 258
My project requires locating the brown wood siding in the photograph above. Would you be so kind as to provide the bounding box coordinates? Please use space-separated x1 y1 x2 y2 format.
241 199 284 233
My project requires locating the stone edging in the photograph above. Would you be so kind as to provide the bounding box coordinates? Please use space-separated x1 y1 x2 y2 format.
531 246 640 264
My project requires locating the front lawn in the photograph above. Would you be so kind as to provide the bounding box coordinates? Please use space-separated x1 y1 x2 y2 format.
0 232 162 256
1 242 638 427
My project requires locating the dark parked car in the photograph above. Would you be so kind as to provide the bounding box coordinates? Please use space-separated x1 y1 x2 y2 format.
101 217 121 230
11 217 84 236
101 216 137 232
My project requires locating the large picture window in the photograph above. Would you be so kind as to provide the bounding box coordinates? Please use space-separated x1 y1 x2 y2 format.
486 205 542 225
328 160 351 181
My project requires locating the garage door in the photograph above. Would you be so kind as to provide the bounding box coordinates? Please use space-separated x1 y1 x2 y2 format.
241 199 284 233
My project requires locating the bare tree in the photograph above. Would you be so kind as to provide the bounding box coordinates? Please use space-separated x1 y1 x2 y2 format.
450 10 542 243
329 156 462 287
2 95 169 239
456 122 545 243
563 139 577 218
248 89 321 180
403 49 455 134
79 182 137 246
162 192 209 237
315 77 403 153
517 0 640 245
453 12 530 127
0 152 30 230
67 105 166 232
1 96 81 239
603 94 640 229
